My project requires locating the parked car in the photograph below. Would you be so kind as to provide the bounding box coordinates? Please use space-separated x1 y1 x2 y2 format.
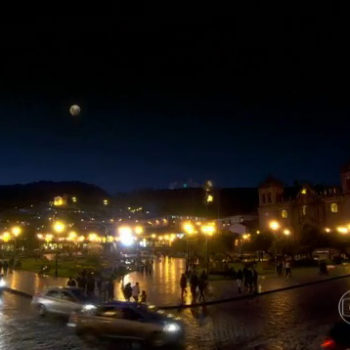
32 287 96 316
68 301 184 347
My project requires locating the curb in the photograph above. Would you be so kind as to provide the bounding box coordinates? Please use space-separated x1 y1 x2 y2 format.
4 287 32 299
159 273 350 310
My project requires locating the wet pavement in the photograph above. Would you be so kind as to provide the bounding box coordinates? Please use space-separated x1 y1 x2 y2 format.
0 275 349 349
5 257 350 307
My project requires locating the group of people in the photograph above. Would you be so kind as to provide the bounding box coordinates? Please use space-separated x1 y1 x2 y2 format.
180 270 208 303
0 259 12 276
230 265 259 294
122 281 147 303
276 259 292 278
66 270 115 301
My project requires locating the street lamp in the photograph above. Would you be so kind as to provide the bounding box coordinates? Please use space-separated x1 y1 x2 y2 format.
182 221 197 272
52 220 66 278
201 222 217 273
53 221 66 234
283 228 291 236
11 226 22 259
269 220 280 231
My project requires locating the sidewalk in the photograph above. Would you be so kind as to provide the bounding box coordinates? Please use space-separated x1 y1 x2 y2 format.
4 261 350 307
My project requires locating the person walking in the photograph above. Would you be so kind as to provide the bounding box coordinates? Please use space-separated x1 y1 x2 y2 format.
2 261 8 276
124 283 132 301
198 271 208 302
236 269 243 294
190 272 199 303
285 260 292 278
180 273 187 302
141 290 147 303
132 282 140 302
107 277 114 301
67 276 77 287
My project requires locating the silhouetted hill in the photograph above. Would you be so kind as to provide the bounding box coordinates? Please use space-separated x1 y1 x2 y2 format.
0 181 108 208
115 187 258 218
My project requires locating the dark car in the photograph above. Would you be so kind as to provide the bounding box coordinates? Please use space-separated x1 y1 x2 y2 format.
68 301 184 347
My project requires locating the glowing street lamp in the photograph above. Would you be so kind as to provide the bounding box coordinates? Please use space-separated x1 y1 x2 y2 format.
201 222 217 272
2 232 11 243
53 221 66 234
134 226 144 235
337 226 349 234
182 222 196 235
118 226 135 247
11 226 22 237
103 199 109 206
67 231 78 242
269 220 280 231
45 234 53 243
201 223 217 237
88 232 99 242
72 196 78 203
283 229 291 236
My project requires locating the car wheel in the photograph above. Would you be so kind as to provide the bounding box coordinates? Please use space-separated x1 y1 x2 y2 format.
149 332 166 348
38 304 46 317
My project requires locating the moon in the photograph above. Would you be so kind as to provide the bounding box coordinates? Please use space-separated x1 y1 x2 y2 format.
69 104 81 116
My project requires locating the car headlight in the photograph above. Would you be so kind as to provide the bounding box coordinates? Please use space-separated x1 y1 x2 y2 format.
163 322 181 333
82 304 96 311
0 279 6 288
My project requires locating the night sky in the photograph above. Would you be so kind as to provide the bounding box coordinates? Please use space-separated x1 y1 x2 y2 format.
0 9 349 192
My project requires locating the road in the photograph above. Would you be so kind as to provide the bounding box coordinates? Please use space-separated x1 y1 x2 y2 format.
0 276 349 349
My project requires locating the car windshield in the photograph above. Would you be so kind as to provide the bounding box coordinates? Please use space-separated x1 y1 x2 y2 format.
67 289 87 302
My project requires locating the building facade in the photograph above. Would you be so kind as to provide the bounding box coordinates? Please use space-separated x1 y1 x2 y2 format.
258 164 350 238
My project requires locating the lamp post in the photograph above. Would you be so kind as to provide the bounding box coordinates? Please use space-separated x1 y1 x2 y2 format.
201 222 216 273
182 222 196 273
11 226 22 261
52 220 66 277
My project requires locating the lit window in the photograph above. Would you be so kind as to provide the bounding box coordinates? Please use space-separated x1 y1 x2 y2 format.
281 209 288 218
301 188 307 195
302 205 307 216
330 203 338 213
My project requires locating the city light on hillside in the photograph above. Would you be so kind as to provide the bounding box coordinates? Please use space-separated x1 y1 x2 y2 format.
269 220 280 231
206 194 214 203
53 196 64 207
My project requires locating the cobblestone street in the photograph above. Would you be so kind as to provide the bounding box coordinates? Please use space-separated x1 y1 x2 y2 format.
0 275 349 349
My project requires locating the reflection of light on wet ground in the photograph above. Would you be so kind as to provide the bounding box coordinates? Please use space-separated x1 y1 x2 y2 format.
114 257 186 305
